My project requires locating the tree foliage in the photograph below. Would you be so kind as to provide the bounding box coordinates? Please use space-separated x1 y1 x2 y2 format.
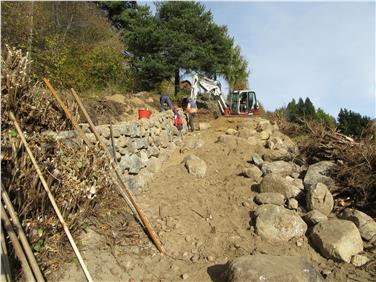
225 45 249 90
337 108 371 137
102 1 236 93
285 97 336 129
1 2 129 91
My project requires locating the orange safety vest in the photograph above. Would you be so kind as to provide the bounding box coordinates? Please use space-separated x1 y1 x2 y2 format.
187 101 198 114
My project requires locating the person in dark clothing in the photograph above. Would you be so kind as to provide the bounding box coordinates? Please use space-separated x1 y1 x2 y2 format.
159 95 173 112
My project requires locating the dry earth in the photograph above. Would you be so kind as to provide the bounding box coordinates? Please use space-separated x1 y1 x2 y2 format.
55 116 374 282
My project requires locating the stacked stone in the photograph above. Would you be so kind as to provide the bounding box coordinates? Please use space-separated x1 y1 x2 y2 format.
92 111 187 194
49 111 187 194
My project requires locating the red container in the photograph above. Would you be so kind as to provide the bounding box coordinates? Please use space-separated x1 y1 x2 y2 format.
138 109 152 119
224 107 231 116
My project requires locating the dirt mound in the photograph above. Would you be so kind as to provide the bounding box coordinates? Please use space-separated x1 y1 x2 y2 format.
55 116 375 282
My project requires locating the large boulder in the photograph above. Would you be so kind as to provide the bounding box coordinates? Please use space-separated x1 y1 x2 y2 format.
184 155 207 178
259 174 301 198
310 219 363 263
226 254 323 282
306 183 334 216
254 193 285 205
254 204 307 242
339 209 376 241
261 161 295 177
304 161 336 190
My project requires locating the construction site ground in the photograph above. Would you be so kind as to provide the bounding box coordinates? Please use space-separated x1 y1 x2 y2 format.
54 113 372 282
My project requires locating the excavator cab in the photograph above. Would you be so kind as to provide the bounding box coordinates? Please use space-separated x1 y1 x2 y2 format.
229 90 259 115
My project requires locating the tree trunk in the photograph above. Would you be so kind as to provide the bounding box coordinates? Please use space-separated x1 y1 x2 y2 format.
174 69 180 96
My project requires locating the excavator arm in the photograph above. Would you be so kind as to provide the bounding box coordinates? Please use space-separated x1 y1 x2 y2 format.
190 74 228 114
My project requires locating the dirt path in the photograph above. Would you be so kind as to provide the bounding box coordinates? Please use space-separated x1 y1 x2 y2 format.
56 117 373 282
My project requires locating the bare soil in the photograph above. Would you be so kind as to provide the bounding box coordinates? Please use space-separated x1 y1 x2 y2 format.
54 115 375 282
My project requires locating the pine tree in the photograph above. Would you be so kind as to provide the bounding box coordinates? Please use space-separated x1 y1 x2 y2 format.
304 97 316 119
286 98 297 121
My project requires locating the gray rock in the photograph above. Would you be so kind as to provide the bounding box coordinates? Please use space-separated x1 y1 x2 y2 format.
263 149 292 162
266 137 283 150
138 150 149 166
96 125 110 138
184 155 207 178
339 209 376 241
129 122 141 137
119 154 132 172
304 161 336 190
117 135 128 148
241 165 262 182
303 210 328 226
226 254 323 282
351 254 369 267
310 219 363 263
160 131 170 148
287 198 299 210
129 154 144 174
147 145 160 158
148 157 162 173
261 161 294 177
251 153 263 167
254 204 307 242
111 125 121 138
306 183 334 216
84 133 96 144
259 174 301 198
123 176 142 194
254 193 285 205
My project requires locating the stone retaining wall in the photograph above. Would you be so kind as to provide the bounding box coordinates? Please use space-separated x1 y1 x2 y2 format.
49 111 186 194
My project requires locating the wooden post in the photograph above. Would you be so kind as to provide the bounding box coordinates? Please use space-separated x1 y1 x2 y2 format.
1 203 36 282
70 88 165 254
9 112 93 282
1 185 45 281
1 226 13 282
43 78 91 146
109 119 116 162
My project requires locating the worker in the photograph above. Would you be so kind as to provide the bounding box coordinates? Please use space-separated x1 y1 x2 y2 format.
159 94 173 112
173 107 183 131
186 97 198 132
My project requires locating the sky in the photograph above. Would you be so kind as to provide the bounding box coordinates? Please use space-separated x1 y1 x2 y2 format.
145 1 375 118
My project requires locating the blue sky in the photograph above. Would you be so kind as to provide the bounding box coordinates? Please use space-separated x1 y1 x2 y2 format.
145 1 375 118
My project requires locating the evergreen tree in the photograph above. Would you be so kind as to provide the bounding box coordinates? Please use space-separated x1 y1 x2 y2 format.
296 98 305 120
103 1 234 92
337 108 371 137
286 98 297 121
304 97 316 119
